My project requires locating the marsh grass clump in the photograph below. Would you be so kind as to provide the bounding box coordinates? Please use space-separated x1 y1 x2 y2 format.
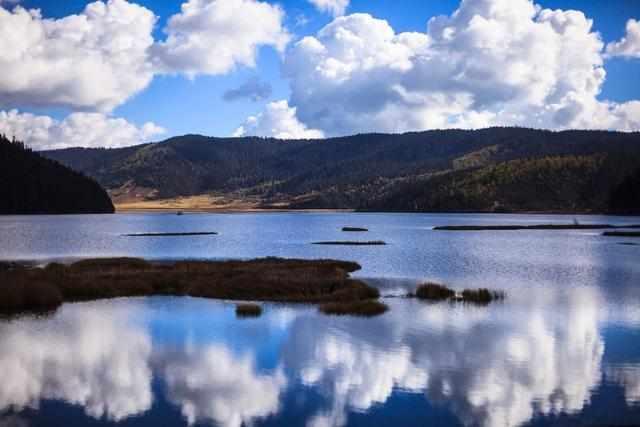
236 303 263 317
312 241 386 246
603 231 640 238
0 278 63 314
124 232 217 237
319 300 388 317
0 257 384 315
461 288 506 305
413 282 505 305
415 283 456 301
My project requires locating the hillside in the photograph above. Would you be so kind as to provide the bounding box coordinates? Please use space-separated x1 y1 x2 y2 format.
0 135 114 215
42 128 640 214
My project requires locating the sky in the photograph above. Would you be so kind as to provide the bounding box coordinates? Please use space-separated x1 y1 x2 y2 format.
0 0 638 149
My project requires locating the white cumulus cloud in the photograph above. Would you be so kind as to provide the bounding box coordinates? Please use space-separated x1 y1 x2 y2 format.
307 0 349 17
0 0 157 112
153 0 290 77
259 0 640 137
0 109 165 150
233 100 324 139
606 19 640 59
0 0 291 116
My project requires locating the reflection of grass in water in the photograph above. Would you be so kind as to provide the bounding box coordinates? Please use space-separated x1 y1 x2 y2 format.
236 303 263 318
0 257 383 316
319 299 388 317
413 282 505 305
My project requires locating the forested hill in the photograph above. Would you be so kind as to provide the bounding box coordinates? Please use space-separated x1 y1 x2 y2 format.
1 136 114 214
42 128 640 214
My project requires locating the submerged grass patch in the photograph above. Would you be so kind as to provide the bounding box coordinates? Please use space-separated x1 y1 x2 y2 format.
124 232 218 237
236 303 263 317
342 227 369 232
319 300 388 317
312 241 386 246
413 282 505 305
0 257 383 315
434 224 640 231
603 231 640 237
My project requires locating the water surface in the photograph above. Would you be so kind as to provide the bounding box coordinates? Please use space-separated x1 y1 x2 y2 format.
0 213 639 426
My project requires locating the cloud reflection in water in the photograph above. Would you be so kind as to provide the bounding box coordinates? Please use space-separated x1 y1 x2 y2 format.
0 287 637 427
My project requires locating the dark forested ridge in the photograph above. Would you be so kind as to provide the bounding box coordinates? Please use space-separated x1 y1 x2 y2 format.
0 135 114 214
42 128 640 214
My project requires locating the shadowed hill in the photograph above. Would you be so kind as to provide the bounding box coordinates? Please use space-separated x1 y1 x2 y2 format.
42 128 640 214
0 135 114 214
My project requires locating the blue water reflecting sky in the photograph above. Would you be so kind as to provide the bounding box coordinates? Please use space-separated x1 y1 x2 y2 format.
0 288 639 427
1 213 639 426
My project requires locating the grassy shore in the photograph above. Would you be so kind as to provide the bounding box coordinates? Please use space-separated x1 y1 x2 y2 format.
0 257 383 315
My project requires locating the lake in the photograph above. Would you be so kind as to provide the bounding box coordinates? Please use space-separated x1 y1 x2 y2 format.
1 212 639 426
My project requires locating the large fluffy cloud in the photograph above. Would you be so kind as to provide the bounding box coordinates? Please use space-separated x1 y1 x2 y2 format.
307 0 349 17
152 0 290 77
0 0 156 112
233 100 324 139
606 19 640 59
0 0 291 112
0 109 165 149
248 0 640 137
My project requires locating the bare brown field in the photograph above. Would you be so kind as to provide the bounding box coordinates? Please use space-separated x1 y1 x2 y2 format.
115 194 353 213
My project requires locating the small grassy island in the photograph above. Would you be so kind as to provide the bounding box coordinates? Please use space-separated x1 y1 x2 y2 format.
434 224 640 231
413 282 505 305
235 303 263 317
124 232 218 237
603 231 640 238
0 257 384 316
319 300 388 316
312 241 387 246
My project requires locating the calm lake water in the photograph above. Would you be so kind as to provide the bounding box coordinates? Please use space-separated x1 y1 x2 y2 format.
1 212 639 426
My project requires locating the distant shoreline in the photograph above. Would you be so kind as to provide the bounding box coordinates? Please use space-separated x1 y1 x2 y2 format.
114 203 637 216
115 205 355 214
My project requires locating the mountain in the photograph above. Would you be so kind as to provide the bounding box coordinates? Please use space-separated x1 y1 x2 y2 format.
42 128 640 214
0 135 114 215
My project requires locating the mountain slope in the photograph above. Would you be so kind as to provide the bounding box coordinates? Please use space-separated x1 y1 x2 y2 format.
1 136 114 214
42 128 640 213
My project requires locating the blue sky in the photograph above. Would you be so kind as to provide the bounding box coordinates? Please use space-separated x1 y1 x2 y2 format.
0 0 639 148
